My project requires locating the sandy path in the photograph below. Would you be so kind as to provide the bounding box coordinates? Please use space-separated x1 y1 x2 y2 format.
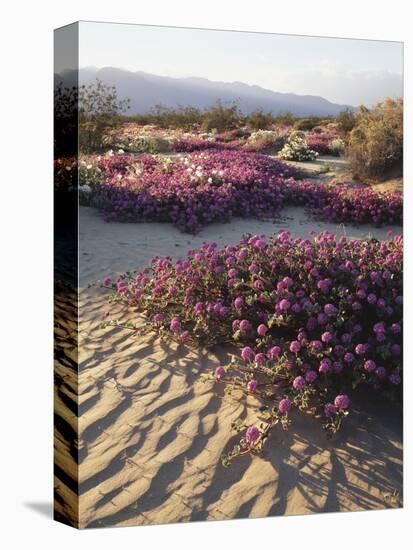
54 206 402 528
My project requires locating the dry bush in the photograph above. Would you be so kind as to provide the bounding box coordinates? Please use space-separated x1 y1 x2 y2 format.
347 98 403 180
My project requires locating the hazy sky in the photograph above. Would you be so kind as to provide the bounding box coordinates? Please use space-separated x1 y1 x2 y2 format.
79 21 403 106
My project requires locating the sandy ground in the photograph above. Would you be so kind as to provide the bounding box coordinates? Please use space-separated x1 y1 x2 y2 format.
54 206 403 528
78 206 401 286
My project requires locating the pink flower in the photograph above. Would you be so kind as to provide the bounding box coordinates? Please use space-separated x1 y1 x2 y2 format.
389 373 401 385
310 340 323 351
181 330 190 342
279 299 291 311
289 340 301 353
278 398 292 414
170 317 181 333
153 313 164 323
215 366 225 379
292 376 306 391
239 319 251 333
103 276 112 286
324 403 337 417
364 359 376 372
247 379 258 393
355 343 366 355
305 370 317 382
376 366 387 379
245 425 260 443
324 303 337 316
334 394 350 409
241 346 255 362
234 297 244 309
319 358 331 373
268 346 281 359
255 353 267 365
257 324 268 336
391 323 401 334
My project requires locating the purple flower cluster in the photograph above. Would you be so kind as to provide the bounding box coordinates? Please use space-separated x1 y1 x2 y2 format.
79 151 402 233
105 231 402 434
173 138 242 152
284 180 402 227
306 132 338 155
91 151 303 233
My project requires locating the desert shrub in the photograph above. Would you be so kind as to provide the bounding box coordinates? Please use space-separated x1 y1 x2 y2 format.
79 79 130 152
202 101 242 132
146 104 203 130
215 128 250 142
347 99 403 180
245 129 287 152
329 138 345 157
246 110 273 130
305 133 333 155
272 112 296 126
102 231 402 464
337 108 358 134
278 132 318 161
293 118 321 131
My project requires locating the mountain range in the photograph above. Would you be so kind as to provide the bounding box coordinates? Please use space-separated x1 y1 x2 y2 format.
55 66 354 117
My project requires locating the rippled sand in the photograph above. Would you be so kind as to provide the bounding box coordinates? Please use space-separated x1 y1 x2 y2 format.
54 206 402 528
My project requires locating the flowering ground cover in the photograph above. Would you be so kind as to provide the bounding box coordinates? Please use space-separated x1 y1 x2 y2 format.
82 150 303 233
69 149 402 233
101 230 402 464
101 122 343 156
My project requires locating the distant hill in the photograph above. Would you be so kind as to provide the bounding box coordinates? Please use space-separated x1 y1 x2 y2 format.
55 67 355 117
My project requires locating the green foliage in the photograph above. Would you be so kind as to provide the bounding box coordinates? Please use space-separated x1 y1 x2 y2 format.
79 79 130 152
293 117 324 131
247 129 287 152
143 104 203 130
202 101 242 132
347 98 403 180
329 138 346 157
272 112 296 126
246 109 273 130
337 108 357 134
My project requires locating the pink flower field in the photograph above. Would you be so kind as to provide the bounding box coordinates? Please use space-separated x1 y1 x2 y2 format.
101 230 402 464
57 148 403 233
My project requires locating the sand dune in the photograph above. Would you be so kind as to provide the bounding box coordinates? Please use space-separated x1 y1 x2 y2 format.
54 206 402 528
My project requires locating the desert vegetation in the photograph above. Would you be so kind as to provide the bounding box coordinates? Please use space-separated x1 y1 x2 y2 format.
101 230 402 465
55 78 403 526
